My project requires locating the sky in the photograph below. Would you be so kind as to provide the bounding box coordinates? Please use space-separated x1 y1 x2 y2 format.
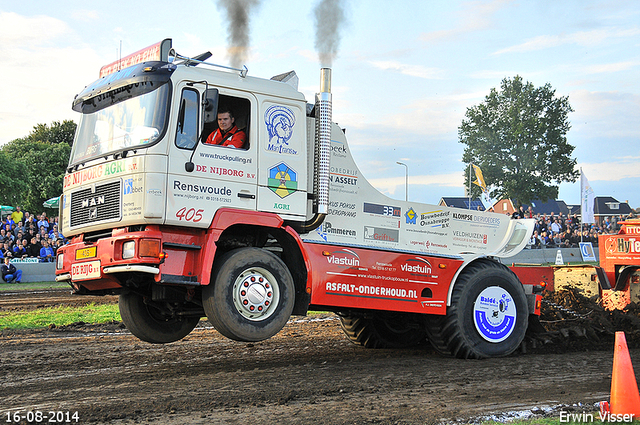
0 0 639 208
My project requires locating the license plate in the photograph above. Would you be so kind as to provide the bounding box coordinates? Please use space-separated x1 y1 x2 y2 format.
76 246 97 260
71 260 101 280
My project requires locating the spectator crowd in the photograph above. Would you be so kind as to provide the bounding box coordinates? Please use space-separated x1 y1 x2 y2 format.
509 206 636 249
0 206 65 263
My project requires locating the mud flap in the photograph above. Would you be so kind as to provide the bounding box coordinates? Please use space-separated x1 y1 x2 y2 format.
594 266 612 290
525 292 541 316
526 314 546 335
524 292 545 335
614 266 640 291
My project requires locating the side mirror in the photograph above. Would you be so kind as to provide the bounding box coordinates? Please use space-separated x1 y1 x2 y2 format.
204 97 217 123
203 88 218 124
185 162 195 172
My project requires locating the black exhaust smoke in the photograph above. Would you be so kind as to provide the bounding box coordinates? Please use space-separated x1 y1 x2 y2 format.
216 0 262 69
313 0 346 67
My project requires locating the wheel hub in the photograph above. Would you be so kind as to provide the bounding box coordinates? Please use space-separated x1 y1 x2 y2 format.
233 268 279 321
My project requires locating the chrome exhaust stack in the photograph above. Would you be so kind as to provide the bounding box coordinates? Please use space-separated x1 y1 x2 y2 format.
288 68 332 234
314 67 332 215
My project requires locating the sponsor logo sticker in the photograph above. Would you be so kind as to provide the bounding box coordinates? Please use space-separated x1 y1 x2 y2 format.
265 105 298 155
364 226 399 243
268 162 298 198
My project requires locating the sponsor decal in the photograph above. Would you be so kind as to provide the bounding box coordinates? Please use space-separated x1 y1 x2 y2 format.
401 258 433 276
265 105 298 155
198 151 252 164
331 140 348 158
421 300 444 308
473 215 501 226
122 200 142 218
173 180 232 196
194 164 254 179
329 174 358 185
273 203 290 211
320 222 357 238
268 162 298 198
326 249 360 267
606 237 640 254
328 201 357 218
371 261 395 272
330 167 357 176
325 281 418 300
329 167 358 186
405 207 417 224
409 240 449 250
452 230 488 244
420 210 450 228
623 225 640 234
452 212 473 221
364 226 399 243
64 159 138 189
99 40 162 78
363 203 401 217
123 178 143 195
473 287 516 343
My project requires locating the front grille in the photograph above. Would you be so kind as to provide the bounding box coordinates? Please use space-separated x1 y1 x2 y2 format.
70 181 121 227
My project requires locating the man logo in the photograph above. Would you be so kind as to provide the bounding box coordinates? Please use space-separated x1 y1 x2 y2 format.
81 196 105 208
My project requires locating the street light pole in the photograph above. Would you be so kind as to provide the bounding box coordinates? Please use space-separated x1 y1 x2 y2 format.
396 161 408 201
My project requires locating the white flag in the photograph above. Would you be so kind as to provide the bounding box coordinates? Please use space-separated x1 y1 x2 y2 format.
581 170 595 224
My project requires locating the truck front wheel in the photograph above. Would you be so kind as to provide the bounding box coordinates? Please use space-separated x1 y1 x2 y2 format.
203 248 295 342
119 292 199 344
433 260 528 359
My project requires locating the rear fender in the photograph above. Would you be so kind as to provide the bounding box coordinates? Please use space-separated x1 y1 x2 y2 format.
446 257 528 306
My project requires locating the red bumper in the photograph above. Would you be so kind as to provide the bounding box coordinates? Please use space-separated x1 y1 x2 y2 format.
56 227 164 291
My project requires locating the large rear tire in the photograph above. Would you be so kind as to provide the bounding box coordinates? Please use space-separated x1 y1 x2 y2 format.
433 260 528 359
119 292 199 344
339 313 426 349
203 248 295 342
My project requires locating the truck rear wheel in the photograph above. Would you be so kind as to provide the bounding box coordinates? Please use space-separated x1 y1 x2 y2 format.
433 260 528 359
339 313 426 349
203 248 295 342
119 292 199 344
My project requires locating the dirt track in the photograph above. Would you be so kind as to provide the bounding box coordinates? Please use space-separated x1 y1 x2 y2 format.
0 289 638 424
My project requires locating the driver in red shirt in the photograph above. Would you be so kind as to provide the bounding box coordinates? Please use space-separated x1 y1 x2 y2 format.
205 108 246 149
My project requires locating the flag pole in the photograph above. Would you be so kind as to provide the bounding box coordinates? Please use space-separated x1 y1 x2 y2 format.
468 163 472 210
580 167 583 243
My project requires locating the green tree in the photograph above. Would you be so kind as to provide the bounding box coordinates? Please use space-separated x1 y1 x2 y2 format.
1 120 75 214
459 75 578 206
0 151 29 208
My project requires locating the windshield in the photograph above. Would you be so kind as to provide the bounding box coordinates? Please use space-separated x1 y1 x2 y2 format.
69 84 170 165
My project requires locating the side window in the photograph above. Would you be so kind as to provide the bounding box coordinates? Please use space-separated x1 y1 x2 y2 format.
203 95 251 150
175 88 199 149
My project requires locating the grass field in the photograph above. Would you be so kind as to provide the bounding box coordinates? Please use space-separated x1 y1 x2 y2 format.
0 281 68 291
0 281 121 329
0 303 121 329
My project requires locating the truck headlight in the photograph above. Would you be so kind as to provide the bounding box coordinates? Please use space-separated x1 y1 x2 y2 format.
122 241 135 259
56 252 64 270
